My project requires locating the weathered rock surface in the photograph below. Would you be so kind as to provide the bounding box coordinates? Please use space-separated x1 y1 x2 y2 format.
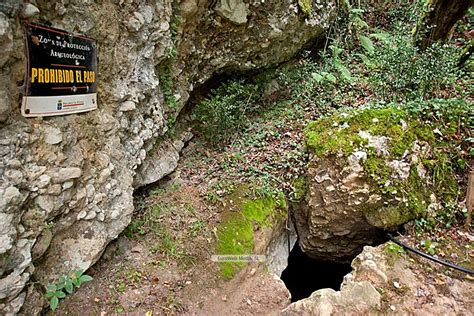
134 130 193 188
0 0 337 313
283 244 474 315
295 105 466 262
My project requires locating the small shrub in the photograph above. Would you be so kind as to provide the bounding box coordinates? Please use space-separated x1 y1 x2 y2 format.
363 27 462 101
193 80 261 142
45 270 93 311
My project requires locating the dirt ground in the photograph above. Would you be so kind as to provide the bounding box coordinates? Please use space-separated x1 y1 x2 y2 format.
54 132 293 315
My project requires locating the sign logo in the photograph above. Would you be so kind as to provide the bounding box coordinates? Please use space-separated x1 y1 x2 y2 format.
22 23 98 117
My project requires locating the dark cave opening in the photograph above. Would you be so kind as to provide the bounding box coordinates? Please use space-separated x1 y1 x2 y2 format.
280 242 353 303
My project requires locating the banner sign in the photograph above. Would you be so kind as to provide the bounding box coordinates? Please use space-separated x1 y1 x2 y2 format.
22 23 97 117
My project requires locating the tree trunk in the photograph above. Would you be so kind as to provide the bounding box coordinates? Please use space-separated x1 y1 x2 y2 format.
465 160 473 228
414 0 474 50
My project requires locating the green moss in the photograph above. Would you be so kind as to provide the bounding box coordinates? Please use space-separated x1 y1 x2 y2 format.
298 0 312 15
291 176 308 201
305 100 470 229
364 154 392 187
432 151 460 201
159 8 181 114
305 107 409 159
216 187 286 279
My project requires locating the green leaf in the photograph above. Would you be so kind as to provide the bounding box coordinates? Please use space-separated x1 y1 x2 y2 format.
72 277 81 288
45 291 56 299
353 16 368 29
330 45 344 58
350 8 365 14
359 35 375 54
370 32 390 43
56 277 65 290
65 278 74 294
335 62 352 82
311 72 323 83
74 269 83 279
356 53 372 67
325 73 337 83
46 284 57 292
56 291 66 299
80 275 93 283
50 297 59 311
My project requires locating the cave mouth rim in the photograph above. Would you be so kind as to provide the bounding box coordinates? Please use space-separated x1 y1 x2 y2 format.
280 241 353 303
280 229 392 303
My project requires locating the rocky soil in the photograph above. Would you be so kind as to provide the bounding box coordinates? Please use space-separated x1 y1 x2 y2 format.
283 243 474 315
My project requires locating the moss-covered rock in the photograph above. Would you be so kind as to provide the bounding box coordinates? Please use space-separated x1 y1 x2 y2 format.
296 99 470 261
298 0 312 16
215 185 286 279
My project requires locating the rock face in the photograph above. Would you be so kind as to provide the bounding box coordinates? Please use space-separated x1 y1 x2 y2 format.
0 0 337 313
282 244 474 315
295 104 467 262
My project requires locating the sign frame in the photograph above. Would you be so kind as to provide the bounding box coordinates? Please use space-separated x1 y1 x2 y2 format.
22 23 98 117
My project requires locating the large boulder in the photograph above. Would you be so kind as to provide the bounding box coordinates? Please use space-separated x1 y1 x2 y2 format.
294 101 469 262
0 0 338 313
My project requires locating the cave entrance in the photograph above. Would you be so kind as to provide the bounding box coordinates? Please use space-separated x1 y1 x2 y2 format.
280 242 352 302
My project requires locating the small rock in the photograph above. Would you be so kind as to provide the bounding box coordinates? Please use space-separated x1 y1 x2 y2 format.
36 174 51 189
47 184 62 195
127 12 145 32
7 159 21 169
22 4 40 18
393 281 400 289
5 169 23 185
119 100 136 112
43 126 62 145
390 305 396 311
84 210 97 220
77 210 87 220
50 167 82 183
36 195 55 213
2 186 22 206
62 181 74 190
215 0 249 25
222 295 227 302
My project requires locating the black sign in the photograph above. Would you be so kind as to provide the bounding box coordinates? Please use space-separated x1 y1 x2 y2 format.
22 23 97 117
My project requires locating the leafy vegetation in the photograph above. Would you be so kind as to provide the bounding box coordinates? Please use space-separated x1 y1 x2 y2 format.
162 0 474 283
192 0 471 206
45 270 93 311
193 79 262 143
385 242 405 255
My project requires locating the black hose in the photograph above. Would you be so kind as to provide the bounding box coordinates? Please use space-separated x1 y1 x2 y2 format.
387 233 474 275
